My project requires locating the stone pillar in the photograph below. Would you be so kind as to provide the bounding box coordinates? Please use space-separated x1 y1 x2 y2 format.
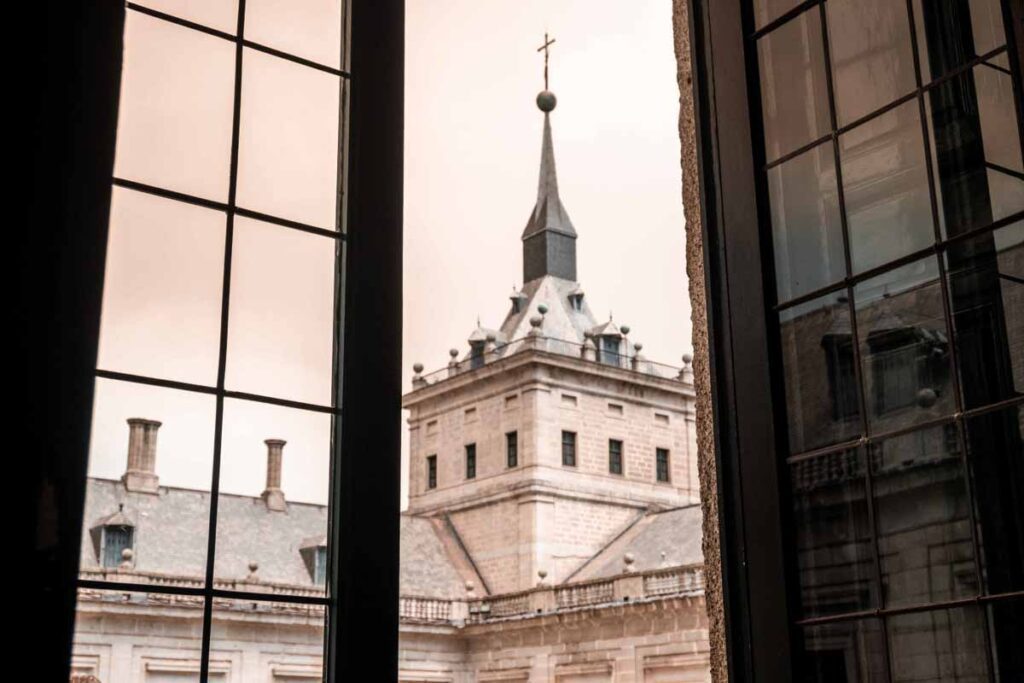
122 418 161 493
262 439 287 511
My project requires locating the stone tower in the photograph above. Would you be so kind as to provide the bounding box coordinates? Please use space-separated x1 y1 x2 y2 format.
403 88 697 594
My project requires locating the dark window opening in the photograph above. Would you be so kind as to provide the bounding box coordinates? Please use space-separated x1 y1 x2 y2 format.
506 432 518 468
656 448 670 483
823 334 858 421
598 337 622 366
609 439 623 475
465 443 476 479
101 525 133 568
561 431 577 467
427 454 437 489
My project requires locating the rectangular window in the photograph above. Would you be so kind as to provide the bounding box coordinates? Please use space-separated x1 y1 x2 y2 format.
609 439 623 475
426 455 437 489
313 546 327 585
656 448 670 482
465 443 476 479
608 402 624 416
561 431 577 467
101 526 133 568
506 431 518 468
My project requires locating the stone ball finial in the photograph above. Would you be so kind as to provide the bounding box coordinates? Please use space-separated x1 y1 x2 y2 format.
529 315 543 328
537 303 549 315
623 552 636 572
633 342 643 352
248 561 259 573
465 580 475 595
413 362 424 374
917 387 938 408
449 348 459 359
121 547 134 562
538 569 548 580
682 352 694 365
621 325 630 335
536 90 557 112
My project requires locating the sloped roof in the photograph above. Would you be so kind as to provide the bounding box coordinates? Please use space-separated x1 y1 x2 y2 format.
567 506 704 581
82 478 482 596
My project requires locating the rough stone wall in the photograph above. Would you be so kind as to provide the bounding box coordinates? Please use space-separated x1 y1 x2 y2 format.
671 2 728 682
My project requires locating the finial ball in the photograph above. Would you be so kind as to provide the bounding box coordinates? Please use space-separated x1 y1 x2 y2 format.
413 363 424 374
449 348 459 358
682 352 694 365
536 90 557 112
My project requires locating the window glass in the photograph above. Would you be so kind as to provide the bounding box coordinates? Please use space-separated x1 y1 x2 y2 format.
887 607 991 681
609 439 623 475
465 444 476 479
506 432 518 468
246 0 344 69
562 431 577 467
135 0 239 34
800 618 887 681
826 0 917 126
114 11 235 201
757 9 831 162
912 0 1008 83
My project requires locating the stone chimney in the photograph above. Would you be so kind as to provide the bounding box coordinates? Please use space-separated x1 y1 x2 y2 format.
122 418 161 493
262 439 287 511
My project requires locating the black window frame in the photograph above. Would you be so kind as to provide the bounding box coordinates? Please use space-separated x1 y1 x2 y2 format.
655 447 670 483
609 438 623 475
561 430 577 467
687 0 1024 680
426 454 437 489
465 443 476 479
29 2 404 680
506 431 518 468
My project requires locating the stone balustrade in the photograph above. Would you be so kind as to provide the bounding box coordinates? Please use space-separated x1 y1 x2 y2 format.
78 563 704 627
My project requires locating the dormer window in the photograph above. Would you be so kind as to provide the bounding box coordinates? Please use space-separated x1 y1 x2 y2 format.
470 343 484 369
569 292 584 311
598 336 622 366
90 505 135 569
300 537 328 585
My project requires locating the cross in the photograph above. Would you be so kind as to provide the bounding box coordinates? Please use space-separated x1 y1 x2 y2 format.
537 32 556 90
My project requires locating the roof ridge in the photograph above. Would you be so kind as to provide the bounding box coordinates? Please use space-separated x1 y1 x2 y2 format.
560 508 649 584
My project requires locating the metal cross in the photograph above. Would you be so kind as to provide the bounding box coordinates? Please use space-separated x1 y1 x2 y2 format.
537 32 556 90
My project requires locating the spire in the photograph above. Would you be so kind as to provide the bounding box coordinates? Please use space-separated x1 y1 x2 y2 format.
522 34 578 284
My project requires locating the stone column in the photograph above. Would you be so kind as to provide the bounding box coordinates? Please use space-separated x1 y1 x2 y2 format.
262 438 287 511
122 418 161 493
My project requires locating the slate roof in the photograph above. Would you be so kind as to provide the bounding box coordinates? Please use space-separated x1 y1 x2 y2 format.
521 113 576 239
567 505 704 581
81 478 481 594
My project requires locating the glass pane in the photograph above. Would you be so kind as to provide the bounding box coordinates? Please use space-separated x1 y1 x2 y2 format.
987 599 1024 678
854 256 954 434
800 618 887 682
945 224 1024 409
757 8 832 162
826 0 917 126
214 399 330 585
753 0 805 30
963 403 1024 595
789 448 877 618
96 188 224 385
871 424 977 607
210 597 325 679
925 63 1024 238
225 218 336 405
887 607 991 682
236 49 342 229
72 588 211 682
114 10 235 201
912 0 1008 84
135 0 239 34
82 379 215 581
780 291 863 454
768 141 845 302
246 0 343 69
841 99 935 274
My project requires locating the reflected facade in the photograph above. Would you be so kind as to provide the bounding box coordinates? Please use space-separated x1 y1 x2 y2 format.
758 0 1023 679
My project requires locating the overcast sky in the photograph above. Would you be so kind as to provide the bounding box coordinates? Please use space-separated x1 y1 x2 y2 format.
86 0 691 511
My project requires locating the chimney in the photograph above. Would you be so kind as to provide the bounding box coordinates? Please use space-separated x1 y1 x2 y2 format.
122 418 162 493
262 439 287 511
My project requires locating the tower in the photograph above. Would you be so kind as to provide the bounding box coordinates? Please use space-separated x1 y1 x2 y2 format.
403 72 697 594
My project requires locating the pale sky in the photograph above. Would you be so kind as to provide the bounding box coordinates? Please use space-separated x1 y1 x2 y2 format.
86 0 690 512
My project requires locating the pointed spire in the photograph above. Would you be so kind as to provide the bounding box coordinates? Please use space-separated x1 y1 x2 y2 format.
521 81 578 283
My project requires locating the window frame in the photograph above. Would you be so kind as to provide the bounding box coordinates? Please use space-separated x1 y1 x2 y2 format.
465 443 476 479
426 454 437 489
687 0 1024 680
561 430 577 467
655 447 670 483
609 438 624 475
34 2 405 680
506 431 518 468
